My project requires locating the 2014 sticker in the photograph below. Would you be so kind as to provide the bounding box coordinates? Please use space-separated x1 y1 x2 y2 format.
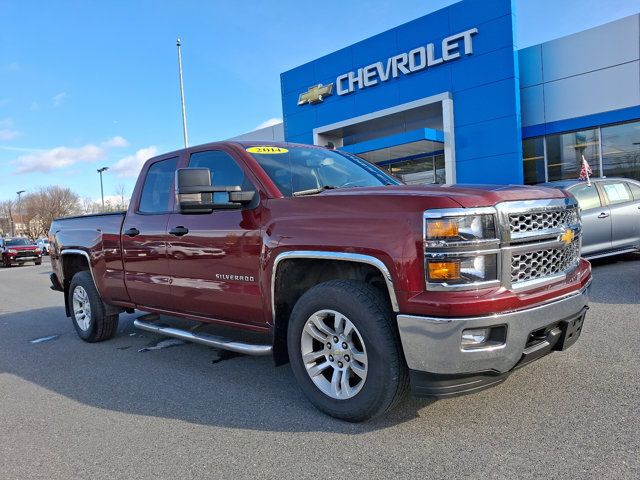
246 146 289 154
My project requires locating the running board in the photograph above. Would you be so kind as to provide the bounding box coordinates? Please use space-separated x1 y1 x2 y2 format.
133 319 273 356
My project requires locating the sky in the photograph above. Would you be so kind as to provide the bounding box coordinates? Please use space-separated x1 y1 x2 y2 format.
1 0 639 203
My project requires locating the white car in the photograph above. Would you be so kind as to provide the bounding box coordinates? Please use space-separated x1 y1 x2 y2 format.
35 238 50 255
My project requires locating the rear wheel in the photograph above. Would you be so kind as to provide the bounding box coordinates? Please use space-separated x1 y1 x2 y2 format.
287 280 408 422
68 271 119 342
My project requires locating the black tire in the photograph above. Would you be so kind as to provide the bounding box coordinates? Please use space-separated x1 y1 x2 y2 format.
287 279 409 422
35 260 42 266
68 271 119 342
3 259 12 268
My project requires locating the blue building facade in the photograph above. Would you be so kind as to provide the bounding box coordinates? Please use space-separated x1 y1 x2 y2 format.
233 0 640 186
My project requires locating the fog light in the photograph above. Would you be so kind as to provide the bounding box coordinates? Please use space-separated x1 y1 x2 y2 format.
428 261 461 280
461 328 489 347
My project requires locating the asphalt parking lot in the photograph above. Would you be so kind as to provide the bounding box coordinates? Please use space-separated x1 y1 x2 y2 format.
0 256 638 479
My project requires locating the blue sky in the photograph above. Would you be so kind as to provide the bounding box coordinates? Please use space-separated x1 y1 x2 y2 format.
1 0 638 202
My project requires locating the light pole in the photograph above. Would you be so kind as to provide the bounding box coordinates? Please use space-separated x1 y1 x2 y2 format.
16 190 25 236
176 36 189 148
97 167 109 210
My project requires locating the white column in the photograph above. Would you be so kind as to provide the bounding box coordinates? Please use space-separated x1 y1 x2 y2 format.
442 97 456 184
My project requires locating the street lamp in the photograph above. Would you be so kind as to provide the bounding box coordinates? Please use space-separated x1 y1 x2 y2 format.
97 167 109 210
16 190 25 236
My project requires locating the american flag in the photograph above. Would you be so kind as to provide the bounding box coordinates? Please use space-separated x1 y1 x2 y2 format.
578 155 592 185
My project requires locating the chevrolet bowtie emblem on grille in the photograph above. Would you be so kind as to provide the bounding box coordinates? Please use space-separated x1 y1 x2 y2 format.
560 228 575 246
298 83 334 105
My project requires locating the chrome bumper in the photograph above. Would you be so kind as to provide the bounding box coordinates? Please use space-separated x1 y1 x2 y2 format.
397 281 591 375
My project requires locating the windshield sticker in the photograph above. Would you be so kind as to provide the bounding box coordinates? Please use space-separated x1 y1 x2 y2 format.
246 146 289 154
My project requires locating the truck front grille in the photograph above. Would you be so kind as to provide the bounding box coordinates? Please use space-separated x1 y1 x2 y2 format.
17 251 35 258
511 240 580 284
508 207 579 236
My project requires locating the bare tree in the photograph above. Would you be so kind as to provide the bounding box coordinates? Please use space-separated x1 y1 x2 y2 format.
19 187 80 240
0 200 15 236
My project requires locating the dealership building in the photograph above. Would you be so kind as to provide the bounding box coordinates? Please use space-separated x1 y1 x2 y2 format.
234 0 640 186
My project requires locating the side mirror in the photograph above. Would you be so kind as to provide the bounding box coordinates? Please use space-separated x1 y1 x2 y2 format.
175 168 255 214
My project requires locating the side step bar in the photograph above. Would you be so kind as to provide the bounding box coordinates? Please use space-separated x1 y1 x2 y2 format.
133 319 273 356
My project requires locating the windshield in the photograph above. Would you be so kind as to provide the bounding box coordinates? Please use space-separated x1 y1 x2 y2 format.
5 238 30 246
247 146 401 196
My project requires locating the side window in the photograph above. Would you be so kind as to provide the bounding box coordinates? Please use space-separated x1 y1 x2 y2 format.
627 181 640 201
601 182 633 206
138 157 179 213
188 150 254 203
569 184 601 211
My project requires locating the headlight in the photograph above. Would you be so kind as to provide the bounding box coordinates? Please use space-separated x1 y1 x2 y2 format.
7 249 17 254
425 214 496 245
426 253 499 286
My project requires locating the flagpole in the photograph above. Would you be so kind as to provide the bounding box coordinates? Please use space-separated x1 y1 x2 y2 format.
177 37 189 148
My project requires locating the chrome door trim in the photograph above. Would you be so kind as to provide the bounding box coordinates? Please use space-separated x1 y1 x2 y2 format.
271 250 399 321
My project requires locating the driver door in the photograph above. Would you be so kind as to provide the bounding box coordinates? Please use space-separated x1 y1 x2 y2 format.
166 148 264 327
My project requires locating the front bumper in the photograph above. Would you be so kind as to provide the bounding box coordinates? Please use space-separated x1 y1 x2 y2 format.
397 281 591 396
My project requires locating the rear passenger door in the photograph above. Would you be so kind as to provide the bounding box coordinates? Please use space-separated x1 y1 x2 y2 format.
568 183 611 256
121 156 179 310
599 180 640 250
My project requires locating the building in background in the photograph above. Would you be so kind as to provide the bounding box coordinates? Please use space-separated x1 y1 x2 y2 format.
231 0 640 185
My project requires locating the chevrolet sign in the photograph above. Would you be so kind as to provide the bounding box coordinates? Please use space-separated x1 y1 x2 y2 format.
298 27 478 105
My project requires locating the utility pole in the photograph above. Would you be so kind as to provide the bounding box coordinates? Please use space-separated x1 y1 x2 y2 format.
16 190 25 236
177 36 189 148
97 167 109 210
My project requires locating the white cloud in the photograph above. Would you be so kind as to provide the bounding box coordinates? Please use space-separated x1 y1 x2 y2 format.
52 92 67 107
14 144 106 174
0 117 20 141
0 129 20 141
111 146 158 178
255 117 282 129
101 136 129 148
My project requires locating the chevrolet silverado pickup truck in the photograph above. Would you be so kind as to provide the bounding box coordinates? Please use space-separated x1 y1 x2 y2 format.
49 141 592 421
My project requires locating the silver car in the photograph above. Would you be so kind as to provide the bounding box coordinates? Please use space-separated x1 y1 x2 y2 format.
542 178 640 259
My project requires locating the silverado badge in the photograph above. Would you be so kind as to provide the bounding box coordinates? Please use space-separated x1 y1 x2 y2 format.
298 83 334 105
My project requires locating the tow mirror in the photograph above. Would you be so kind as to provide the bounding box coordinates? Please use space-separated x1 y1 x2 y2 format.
175 168 254 214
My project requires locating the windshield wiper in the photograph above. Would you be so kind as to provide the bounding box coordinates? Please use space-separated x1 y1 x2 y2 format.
292 185 337 197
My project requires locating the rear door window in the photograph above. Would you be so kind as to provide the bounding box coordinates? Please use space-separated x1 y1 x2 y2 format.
138 157 179 213
626 181 640 201
569 184 602 210
601 181 633 206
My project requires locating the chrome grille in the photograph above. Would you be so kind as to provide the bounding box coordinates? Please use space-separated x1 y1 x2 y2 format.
511 240 580 284
509 207 579 235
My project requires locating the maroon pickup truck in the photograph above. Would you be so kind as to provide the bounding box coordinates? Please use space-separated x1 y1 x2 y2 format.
49 141 592 421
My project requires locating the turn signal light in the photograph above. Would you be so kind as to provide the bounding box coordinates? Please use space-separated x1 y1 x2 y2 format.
428 261 461 280
426 219 459 238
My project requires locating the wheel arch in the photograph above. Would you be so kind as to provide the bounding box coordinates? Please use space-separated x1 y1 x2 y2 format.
270 251 399 366
60 249 96 317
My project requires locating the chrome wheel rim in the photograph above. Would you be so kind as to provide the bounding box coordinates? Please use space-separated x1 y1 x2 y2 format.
72 286 92 331
300 309 368 400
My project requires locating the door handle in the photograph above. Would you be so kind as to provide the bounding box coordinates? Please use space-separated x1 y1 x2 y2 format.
597 212 610 219
169 226 189 237
124 227 140 237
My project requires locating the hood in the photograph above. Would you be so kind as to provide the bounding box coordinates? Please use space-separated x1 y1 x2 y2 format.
320 183 567 207
4 245 38 251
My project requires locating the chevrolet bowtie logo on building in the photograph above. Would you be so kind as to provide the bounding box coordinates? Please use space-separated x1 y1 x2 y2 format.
560 228 575 246
297 83 334 105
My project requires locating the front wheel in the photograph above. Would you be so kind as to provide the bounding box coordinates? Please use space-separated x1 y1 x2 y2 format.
68 271 119 342
287 280 408 422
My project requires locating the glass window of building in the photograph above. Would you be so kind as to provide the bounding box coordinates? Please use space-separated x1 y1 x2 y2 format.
522 137 545 184
546 129 599 181
568 183 601 211
600 120 640 181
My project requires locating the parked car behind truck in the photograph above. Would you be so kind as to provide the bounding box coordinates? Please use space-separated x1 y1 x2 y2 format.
1 237 42 267
49 142 592 421
542 178 640 259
